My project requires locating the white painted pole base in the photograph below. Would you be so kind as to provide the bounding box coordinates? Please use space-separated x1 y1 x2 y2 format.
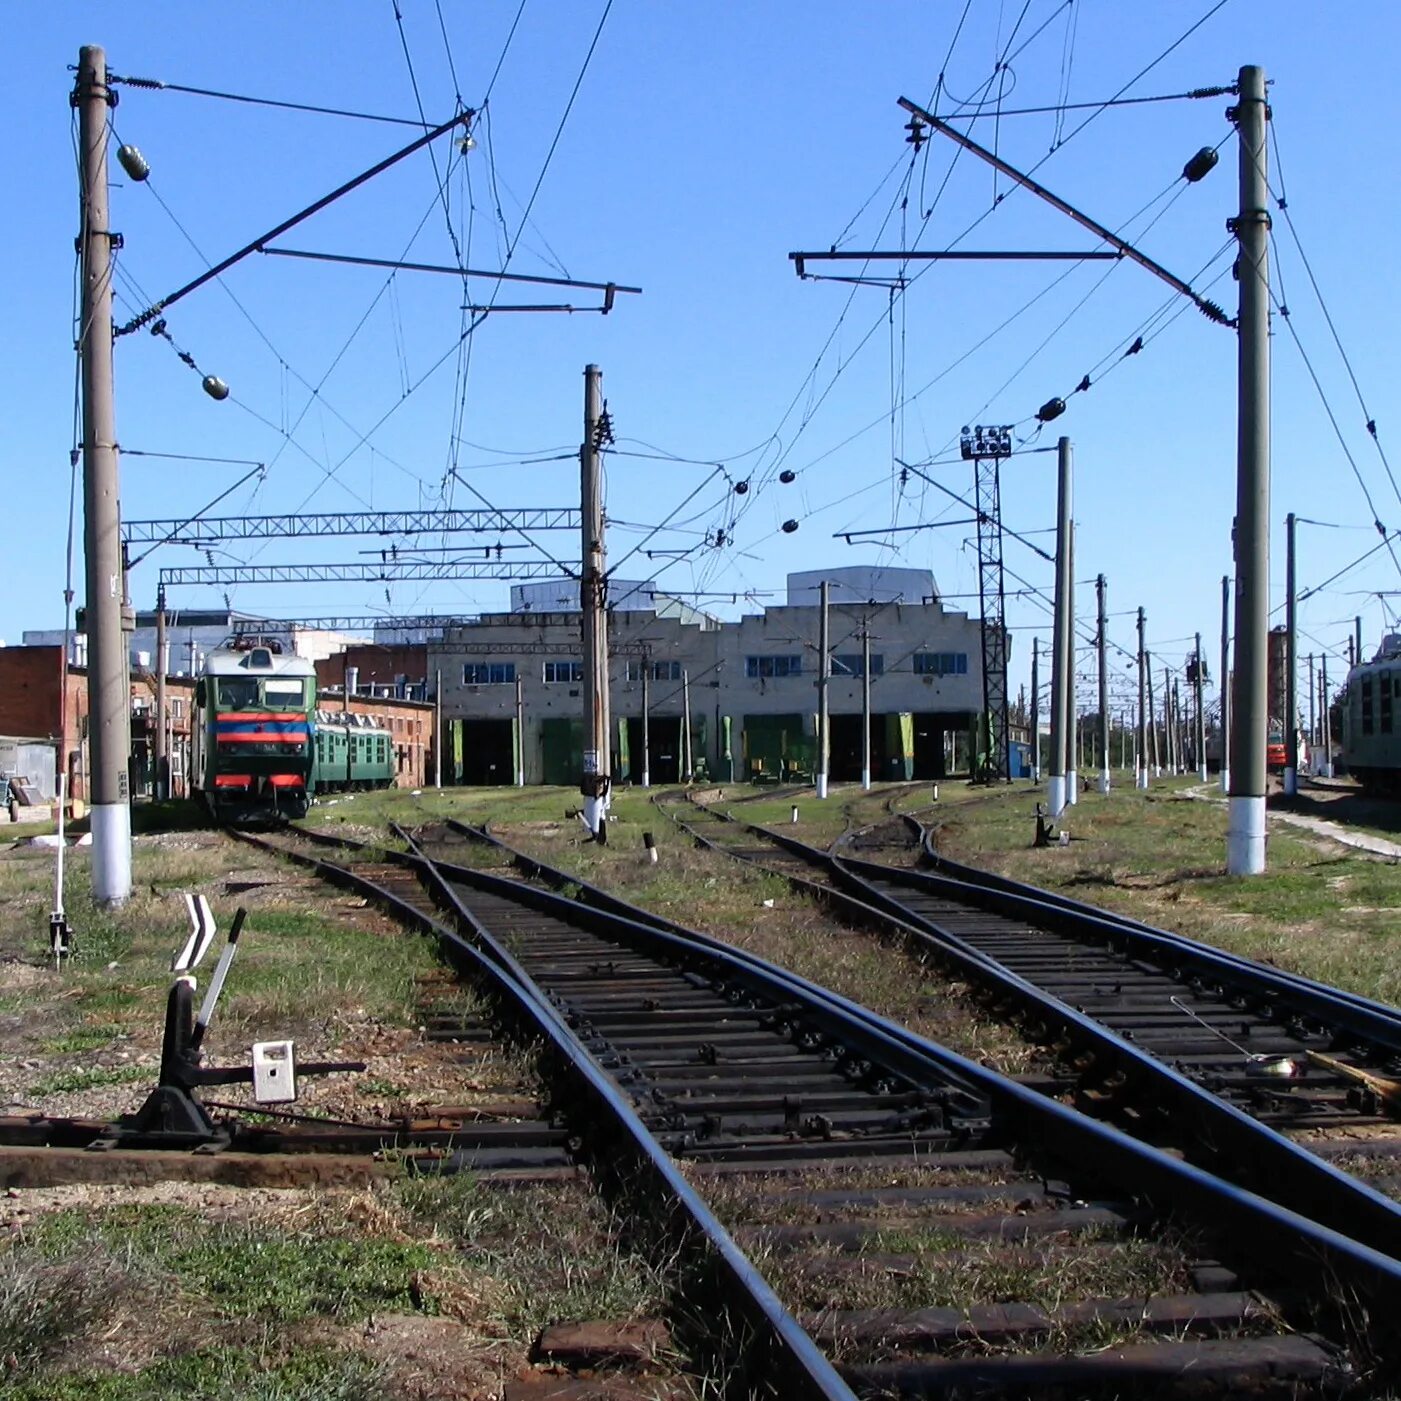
1136 767 1149 790
1098 769 1110 795
641 770 650 789
1220 767 1230 793
1282 767 1297 796
816 773 829 800
861 769 871 791
583 794 604 835
1066 772 1078 805
1227 795 1267 874
1198 764 1208 783
90 803 132 906
1047 775 1066 818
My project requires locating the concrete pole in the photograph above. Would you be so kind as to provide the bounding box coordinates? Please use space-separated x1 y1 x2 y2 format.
860 624 872 790
76 46 131 904
640 666 651 788
1162 666 1174 773
1096 574 1110 793
1146 653 1159 776
1195 632 1208 781
344 663 357 789
1227 64 1271 875
1308 653 1316 758
1284 512 1298 795
1137 610 1148 795
1321 655 1333 776
1067 522 1078 805
580 364 611 832
682 668 693 782
434 669 442 788
1356 616 1364 667
1030 637 1040 782
1220 575 1231 793
816 579 831 799
154 587 168 801
514 676 525 786
1048 437 1073 816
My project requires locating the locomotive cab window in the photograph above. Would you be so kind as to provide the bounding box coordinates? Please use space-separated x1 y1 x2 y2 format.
263 679 307 710
1362 676 1375 736
1382 670 1394 735
217 677 261 710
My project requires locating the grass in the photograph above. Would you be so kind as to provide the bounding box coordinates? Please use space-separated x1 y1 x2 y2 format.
24 1065 149 1097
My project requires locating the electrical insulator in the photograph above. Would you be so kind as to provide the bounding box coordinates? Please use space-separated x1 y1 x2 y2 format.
117 144 150 182
781 519 799 534
734 480 749 495
779 469 796 484
202 375 230 401
1182 146 1219 184
1036 397 1066 424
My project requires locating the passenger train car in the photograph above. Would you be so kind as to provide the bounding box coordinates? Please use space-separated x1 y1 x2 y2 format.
192 641 395 823
1340 633 1401 793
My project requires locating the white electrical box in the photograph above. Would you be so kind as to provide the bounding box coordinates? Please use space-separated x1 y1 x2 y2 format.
251 1039 298 1105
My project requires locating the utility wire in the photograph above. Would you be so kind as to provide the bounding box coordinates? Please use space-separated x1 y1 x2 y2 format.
109 73 430 127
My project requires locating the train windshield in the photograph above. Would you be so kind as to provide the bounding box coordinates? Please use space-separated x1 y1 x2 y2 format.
216 678 262 710
263 678 308 710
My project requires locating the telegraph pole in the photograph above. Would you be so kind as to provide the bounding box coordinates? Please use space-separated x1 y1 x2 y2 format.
580 364 611 834
640 667 650 789
154 586 168 801
1195 632 1208 781
1030 638 1040 782
76 46 131 904
1048 438 1073 816
1284 511 1298 795
1220 575 1231 793
1147 654 1159 776
816 579 831 798
1096 574 1110 793
1227 64 1271 874
1355 616 1364 667
860 624 872 790
1307 653 1316 758
1137 612 1148 789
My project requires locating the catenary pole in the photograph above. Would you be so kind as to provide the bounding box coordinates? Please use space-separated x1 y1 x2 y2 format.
1284 512 1298 795
1067 522 1078 804
1356 616 1364 667
640 666 650 789
1048 438 1072 816
1321 655 1333 776
1227 64 1271 874
1137 609 1148 789
861 624 872 790
682 668 693 782
580 364 611 834
1030 637 1040 782
434 669 442 788
514 676 525 786
154 586 168 801
816 579 831 799
1096 574 1110 793
1147 653 1159 776
76 46 131 904
1195 632 1208 781
1220 575 1231 792
1308 653 1316 757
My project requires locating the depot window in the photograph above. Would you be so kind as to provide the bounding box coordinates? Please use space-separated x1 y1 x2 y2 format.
463 662 516 685
745 655 803 679
913 652 968 677
543 660 584 684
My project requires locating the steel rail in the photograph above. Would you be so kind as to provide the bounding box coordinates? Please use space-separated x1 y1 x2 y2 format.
916 825 1401 1034
650 799 1401 1263
231 828 853 1397
418 816 1401 1362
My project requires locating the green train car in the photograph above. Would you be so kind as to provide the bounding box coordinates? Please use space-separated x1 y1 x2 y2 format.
311 710 397 793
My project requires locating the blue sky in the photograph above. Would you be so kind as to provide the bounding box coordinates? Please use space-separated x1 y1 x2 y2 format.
8 2 1400 718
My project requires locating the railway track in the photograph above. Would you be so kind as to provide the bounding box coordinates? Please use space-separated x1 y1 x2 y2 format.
247 816 1401 1396
654 793 1401 1243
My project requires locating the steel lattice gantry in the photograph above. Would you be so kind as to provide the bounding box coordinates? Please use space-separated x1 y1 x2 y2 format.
158 560 564 587
123 507 580 546
963 426 1013 783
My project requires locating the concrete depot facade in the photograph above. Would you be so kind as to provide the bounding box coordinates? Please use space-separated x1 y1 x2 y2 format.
429 595 988 786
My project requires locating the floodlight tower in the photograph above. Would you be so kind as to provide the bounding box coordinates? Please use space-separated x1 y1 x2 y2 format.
960 425 1013 783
